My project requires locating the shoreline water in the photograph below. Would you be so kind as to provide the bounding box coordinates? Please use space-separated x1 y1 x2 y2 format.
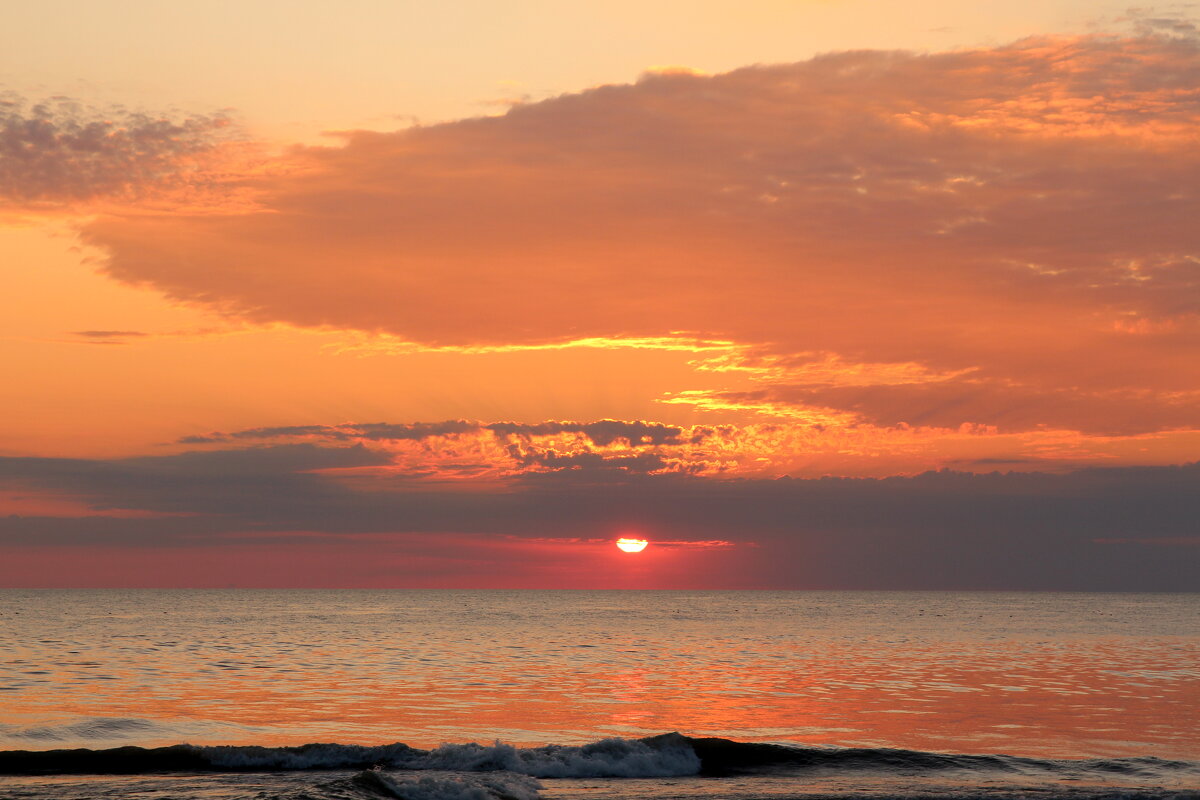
1 734 1197 800
2 590 1195 798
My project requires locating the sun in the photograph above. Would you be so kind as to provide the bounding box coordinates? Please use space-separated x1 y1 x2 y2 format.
616 537 649 553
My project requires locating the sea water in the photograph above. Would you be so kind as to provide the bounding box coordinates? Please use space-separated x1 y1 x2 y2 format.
0 590 1195 799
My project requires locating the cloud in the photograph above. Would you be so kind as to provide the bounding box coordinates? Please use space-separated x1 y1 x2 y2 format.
0 444 391 519
168 415 1200 482
1120 8 1200 38
486 420 684 447
1 444 1197 588
665 380 1200 435
77 35 1200 439
178 419 701 478
185 419 685 448
0 94 232 207
68 330 149 346
71 330 148 338
508 449 672 474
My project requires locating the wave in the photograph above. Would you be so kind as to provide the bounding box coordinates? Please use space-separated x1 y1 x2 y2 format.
349 770 542 800
0 716 262 744
0 733 1195 783
0 717 162 742
674 735 1186 777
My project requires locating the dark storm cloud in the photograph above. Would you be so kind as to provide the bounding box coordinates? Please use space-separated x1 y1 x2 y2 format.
0 94 230 203
1 445 1197 589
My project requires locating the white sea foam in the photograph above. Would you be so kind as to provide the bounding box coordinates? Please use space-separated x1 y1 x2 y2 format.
355 770 542 800
415 736 702 778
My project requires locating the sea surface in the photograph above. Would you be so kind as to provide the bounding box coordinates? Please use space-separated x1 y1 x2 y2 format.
0 590 1195 799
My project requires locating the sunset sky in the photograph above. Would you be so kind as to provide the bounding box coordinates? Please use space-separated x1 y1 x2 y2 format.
2 1 1198 588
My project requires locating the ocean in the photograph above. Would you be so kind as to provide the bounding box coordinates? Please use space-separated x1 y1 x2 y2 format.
0 590 1195 799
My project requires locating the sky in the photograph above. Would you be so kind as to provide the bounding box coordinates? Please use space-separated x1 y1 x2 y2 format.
1 1 1198 589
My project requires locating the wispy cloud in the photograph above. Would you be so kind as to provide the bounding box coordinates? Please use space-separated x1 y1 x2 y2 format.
0 94 233 208
68 329 149 345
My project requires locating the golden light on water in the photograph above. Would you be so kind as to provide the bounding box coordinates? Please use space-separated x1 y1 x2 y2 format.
615 538 649 553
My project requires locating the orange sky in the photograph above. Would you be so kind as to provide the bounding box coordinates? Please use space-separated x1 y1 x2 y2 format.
1 4 1198 588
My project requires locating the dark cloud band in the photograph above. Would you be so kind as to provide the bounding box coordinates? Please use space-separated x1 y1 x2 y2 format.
1 444 1196 589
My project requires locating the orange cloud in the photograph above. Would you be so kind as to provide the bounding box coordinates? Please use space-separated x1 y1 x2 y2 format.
172 415 1200 481
661 380 1200 436
71 34 1200 441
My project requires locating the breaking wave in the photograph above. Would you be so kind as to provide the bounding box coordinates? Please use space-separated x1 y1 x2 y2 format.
348 770 542 800
0 733 1195 786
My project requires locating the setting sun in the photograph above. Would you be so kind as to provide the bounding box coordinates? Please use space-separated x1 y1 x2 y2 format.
0 6 1196 800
